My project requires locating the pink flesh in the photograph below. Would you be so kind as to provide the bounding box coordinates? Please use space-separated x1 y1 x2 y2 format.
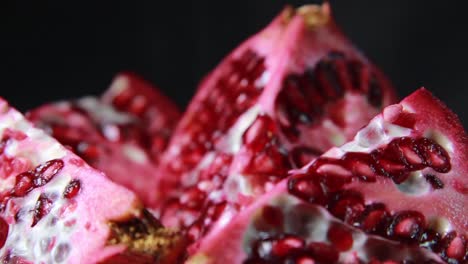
0 98 154 263
27 72 180 206
155 3 396 246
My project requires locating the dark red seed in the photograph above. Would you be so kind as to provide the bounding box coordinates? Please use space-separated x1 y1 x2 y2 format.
63 179 81 199
441 231 466 261
415 138 451 173
34 159 64 187
386 211 426 243
307 242 339 263
357 203 389 234
327 224 354 251
32 194 53 227
328 190 364 223
11 172 35 197
0 217 8 249
288 175 326 205
271 235 305 258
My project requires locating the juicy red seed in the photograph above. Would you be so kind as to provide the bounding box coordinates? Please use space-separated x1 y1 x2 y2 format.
415 138 451 173
357 203 389 234
0 217 8 249
32 194 53 227
424 174 444 189
111 88 133 109
328 190 364 222
327 224 353 251
242 115 277 151
63 179 81 199
33 159 64 187
441 232 466 261
386 211 426 243
271 235 305 257
11 172 35 197
288 175 326 205
307 242 339 263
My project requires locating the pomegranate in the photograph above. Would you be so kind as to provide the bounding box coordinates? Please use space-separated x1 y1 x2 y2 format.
155 3 396 246
0 98 186 263
188 88 466 264
27 72 180 206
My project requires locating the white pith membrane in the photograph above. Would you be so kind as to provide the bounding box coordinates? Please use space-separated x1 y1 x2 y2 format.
0 99 147 263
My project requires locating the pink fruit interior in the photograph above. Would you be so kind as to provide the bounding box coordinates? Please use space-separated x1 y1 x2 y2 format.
189 88 467 264
155 3 396 248
27 72 180 206
0 98 184 263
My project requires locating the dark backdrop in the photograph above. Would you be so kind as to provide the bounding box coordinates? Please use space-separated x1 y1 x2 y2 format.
1 0 467 127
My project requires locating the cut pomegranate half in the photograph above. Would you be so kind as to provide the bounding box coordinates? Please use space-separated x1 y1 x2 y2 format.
155 3 397 247
188 88 466 264
0 98 186 263
27 72 180 206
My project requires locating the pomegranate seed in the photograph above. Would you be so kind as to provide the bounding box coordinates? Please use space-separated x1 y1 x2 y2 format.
32 194 53 227
0 217 8 249
441 232 466 261
63 179 81 199
271 235 305 257
387 211 426 243
327 224 353 251
288 175 325 205
33 159 64 187
358 203 389 234
11 172 35 197
307 242 339 263
328 190 364 222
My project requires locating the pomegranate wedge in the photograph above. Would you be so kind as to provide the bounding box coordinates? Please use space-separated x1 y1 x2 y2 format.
28 72 180 206
188 88 466 264
155 3 396 246
0 98 185 263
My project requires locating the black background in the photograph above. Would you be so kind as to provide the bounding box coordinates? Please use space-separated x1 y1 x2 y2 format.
1 1 467 127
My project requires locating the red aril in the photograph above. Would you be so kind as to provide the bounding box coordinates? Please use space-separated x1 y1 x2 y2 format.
27 72 180 206
155 3 396 248
187 88 466 264
0 98 186 263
